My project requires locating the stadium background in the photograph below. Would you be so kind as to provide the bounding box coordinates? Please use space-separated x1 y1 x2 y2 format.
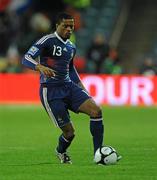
1 0 157 180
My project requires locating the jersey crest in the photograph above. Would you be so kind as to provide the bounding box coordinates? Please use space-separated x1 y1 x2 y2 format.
28 46 39 56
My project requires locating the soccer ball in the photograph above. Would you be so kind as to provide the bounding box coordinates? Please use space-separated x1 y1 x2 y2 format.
94 146 120 165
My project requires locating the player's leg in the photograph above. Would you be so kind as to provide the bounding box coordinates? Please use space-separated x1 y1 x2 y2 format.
82 99 122 162
56 122 75 164
56 122 75 154
47 100 75 163
40 86 74 163
70 82 104 154
78 98 104 154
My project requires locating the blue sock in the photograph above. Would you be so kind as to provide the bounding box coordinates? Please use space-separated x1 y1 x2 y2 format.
57 134 74 153
90 118 104 154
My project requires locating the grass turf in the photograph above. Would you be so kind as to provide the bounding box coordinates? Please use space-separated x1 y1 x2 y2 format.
0 105 157 180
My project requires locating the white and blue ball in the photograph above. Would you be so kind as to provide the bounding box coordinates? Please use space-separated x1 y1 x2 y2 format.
94 146 119 165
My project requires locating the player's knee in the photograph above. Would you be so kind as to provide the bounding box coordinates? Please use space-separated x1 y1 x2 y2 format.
63 129 75 141
90 106 102 118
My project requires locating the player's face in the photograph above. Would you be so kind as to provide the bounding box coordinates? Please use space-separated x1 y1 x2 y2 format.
56 19 74 39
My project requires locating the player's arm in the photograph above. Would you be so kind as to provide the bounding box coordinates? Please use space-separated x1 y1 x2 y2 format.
69 59 88 92
35 64 55 77
22 40 55 77
69 58 81 83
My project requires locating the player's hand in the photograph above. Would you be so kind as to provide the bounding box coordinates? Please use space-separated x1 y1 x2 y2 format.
35 64 55 77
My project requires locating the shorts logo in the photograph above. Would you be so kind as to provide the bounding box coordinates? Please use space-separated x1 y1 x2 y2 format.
28 46 39 55
58 116 64 124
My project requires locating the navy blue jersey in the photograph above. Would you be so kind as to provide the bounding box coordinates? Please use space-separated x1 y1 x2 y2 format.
22 32 80 84
22 31 91 127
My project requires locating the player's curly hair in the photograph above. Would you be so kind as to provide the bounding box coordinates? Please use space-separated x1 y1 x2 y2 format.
56 12 73 24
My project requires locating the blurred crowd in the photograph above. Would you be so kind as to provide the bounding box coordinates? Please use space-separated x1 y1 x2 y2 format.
1 0 154 75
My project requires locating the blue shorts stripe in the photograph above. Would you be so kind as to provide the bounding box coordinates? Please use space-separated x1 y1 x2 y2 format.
42 87 59 127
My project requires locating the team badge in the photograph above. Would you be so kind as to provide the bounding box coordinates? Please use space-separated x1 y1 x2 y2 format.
28 46 39 55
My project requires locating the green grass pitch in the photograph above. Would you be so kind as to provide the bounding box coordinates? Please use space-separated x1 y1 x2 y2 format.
0 105 157 180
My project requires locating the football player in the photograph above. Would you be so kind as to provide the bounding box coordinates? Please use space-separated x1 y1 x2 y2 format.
22 12 104 164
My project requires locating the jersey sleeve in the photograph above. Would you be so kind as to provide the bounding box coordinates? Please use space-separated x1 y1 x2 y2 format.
22 35 50 70
69 59 81 84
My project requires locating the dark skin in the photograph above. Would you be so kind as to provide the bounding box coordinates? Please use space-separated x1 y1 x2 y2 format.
36 18 102 140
